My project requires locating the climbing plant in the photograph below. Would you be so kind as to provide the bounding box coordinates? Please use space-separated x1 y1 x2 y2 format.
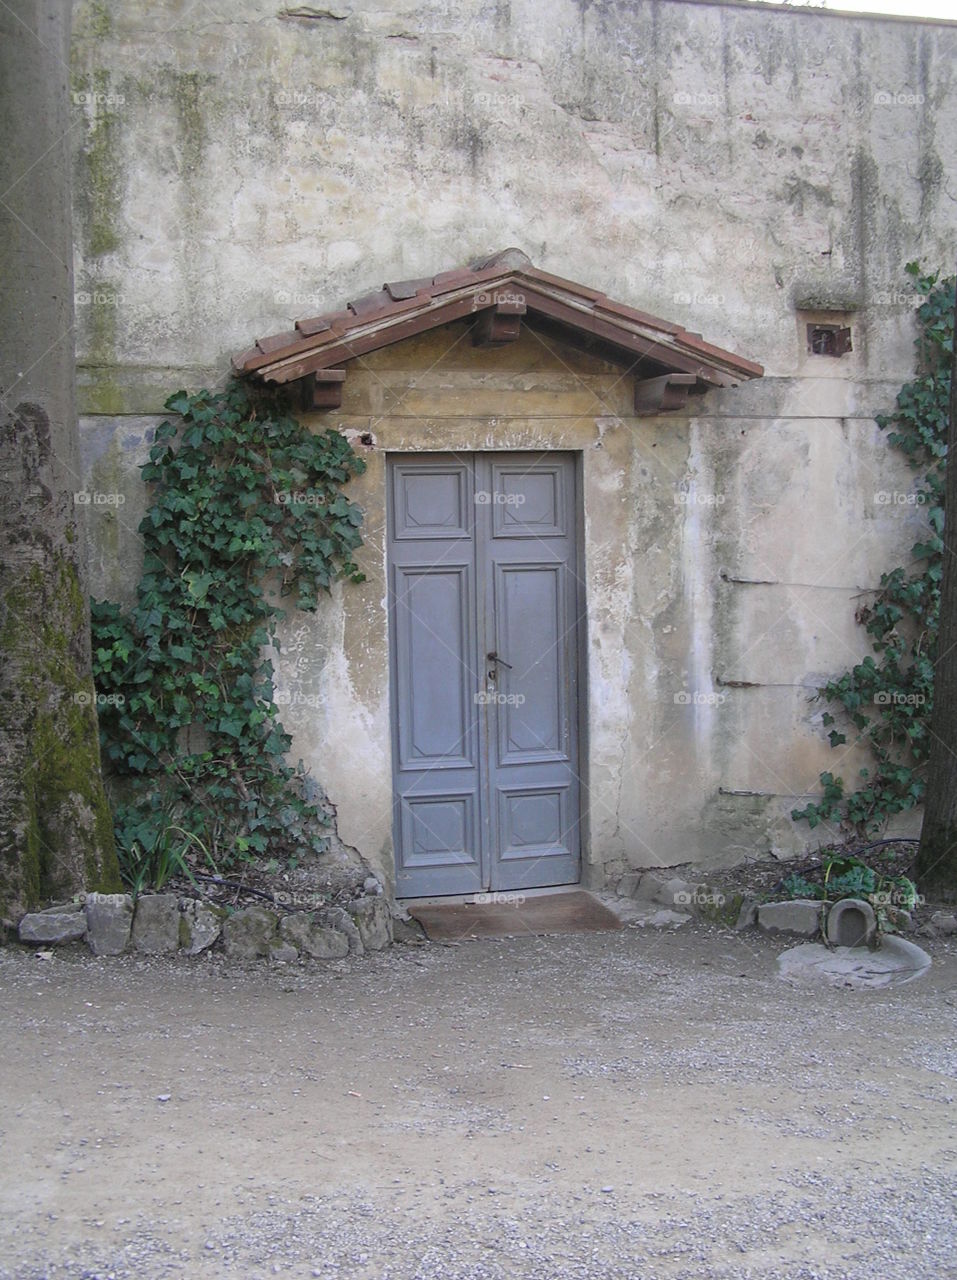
778 849 919 936
91 384 366 888
793 264 955 836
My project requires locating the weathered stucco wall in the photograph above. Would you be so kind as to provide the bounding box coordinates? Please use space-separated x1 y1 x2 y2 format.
72 0 957 888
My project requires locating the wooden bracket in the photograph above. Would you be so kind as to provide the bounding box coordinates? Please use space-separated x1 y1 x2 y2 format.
633 373 700 416
471 293 527 346
299 367 347 412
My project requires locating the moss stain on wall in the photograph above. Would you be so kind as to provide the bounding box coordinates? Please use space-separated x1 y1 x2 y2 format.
0 559 121 912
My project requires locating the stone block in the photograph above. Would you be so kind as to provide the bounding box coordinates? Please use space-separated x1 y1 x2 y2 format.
635 873 703 908
632 908 691 929
888 908 913 933
392 915 426 944
222 905 279 959
320 906 364 955
757 899 823 938
349 895 393 951
19 909 87 945
84 893 134 955
634 872 670 902
616 872 642 899
735 899 758 930
279 912 350 959
929 911 957 936
270 943 299 963
131 894 180 954
179 900 225 955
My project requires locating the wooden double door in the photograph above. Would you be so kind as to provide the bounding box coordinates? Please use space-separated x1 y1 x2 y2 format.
388 452 583 897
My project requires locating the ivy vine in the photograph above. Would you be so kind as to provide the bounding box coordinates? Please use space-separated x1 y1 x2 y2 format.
91 384 366 888
793 263 955 835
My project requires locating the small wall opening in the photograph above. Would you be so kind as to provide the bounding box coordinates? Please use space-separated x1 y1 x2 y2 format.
806 323 852 357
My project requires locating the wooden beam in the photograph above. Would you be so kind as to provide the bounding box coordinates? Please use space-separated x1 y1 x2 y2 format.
633 373 699 415
471 295 526 346
300 367 347 412
266 294 485 383
523 291 727 386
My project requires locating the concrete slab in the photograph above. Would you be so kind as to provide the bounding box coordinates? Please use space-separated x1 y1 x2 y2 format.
777 936 931 990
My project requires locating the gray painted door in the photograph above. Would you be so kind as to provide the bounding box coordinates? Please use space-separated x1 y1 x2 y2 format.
389 452 582 897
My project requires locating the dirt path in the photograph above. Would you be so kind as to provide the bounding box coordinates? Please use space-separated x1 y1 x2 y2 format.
1 923 956 1279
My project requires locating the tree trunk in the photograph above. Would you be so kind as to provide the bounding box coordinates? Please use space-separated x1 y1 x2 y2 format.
0 0 121 922
917 272 957 901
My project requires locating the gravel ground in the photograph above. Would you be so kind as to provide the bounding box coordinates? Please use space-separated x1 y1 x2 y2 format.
1 921 956 1279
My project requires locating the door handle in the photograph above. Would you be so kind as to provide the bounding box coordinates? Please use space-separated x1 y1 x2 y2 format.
486 652 512 669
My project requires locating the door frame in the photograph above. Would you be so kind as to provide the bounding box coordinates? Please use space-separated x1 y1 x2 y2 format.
387 448 589 899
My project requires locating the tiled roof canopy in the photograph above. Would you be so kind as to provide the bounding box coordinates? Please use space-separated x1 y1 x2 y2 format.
233 249 763 415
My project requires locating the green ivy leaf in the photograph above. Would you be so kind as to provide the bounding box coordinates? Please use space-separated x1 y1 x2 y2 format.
92 382 367 883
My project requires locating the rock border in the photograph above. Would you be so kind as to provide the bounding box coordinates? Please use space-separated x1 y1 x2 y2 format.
15 891 393 962
616 870 921 940
18 871 943 957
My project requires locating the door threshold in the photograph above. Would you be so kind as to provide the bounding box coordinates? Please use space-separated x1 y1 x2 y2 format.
404 887 622 940
398 883 582 908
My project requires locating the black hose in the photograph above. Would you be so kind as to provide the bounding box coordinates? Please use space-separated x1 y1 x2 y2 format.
187 872 329 913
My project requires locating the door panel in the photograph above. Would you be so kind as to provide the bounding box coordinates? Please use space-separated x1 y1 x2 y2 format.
495 563 565 763
393 565 473 768
498 785 570 860
389 452 582 897
392 464 471 540
400 794 476 868
491 459 566 538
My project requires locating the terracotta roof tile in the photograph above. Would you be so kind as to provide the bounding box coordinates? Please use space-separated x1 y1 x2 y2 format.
347 291 424 321
255 329 302 355
321 308 358 332
295 316 332 337
348 289 393 316
431 267 477 289
234 252 764 388
232 345 262 371
384 276 433 300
